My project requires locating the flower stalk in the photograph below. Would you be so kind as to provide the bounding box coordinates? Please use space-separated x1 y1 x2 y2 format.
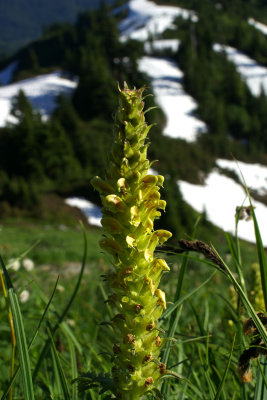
91 83 172 399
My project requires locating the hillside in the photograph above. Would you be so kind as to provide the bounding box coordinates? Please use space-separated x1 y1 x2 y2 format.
2 0 267 246
0 0 121 57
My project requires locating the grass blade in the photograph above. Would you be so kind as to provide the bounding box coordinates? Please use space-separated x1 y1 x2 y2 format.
225 233 246 293
160 272 216 323
67 334 78 400
235 162 267 308
161 249 191 397
214 335 236 400
161 306 182 397
32 222 88 381
254 357 267 400
0 256 35 400
211 247 267 346
1 276 59 400
60 321 82 354
47 325 71 400
6 240 40 270
249 204 267 310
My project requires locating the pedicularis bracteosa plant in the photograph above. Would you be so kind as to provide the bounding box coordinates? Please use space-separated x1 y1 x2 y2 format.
91 83 172 399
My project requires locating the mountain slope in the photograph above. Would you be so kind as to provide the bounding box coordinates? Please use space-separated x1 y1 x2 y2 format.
2 0 267 246
0 0 118 57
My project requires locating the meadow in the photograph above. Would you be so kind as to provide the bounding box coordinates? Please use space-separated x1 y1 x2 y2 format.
1 214 266 399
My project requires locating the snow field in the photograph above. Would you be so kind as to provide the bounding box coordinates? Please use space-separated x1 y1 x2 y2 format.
0 71 78 127
179 168 267 246
216 159 267 196
138 56 207 141
248 18 267 36
214 43 267 96
144 39 180 53
119 0 196 42
65 198 102 227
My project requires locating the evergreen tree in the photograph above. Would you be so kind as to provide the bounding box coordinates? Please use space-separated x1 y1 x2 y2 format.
9 90 44 179
41 120 81 182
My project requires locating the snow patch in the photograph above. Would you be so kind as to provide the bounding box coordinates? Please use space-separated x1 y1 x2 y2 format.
179 170 267 245
0 71 78 127
138 56 206 141
65 197 102 227
119 0 196 42
144 39 180 53
248 18 267 36
216 159 267 196
214 44 267 96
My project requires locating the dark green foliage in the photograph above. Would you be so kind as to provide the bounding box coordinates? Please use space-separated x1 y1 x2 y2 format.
73 53 117 121
174 12 267 157
8 6 145 120
0 5 147 217
149 133 214 183
154 0 267 19
0 91 44 179
73 372 115 396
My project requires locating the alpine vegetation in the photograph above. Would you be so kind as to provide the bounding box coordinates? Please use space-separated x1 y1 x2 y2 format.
91 83 172 399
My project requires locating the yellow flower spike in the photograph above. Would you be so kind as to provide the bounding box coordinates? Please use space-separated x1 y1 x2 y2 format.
142 175 158 185
143 218 154 232
103 194 126 213
130 206 140 227
144 277 156 294
152 230 173 245
151 259 170 275
158 200 167 210
156 175 165 186
154 289 167 310
101 217 124 234
117 178 127 193
91 176 114 194
99 238 123 256
91 84 172 399
144 249 153 262
126 235 136 248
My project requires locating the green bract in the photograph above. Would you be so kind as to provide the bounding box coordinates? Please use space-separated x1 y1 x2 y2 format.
91 83 172 400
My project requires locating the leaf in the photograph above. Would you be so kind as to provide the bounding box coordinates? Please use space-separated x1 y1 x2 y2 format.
0 256 35 400
160 272 216 323
72 372 115 396
235 161 267 308
211 247 267 346
214 335 236 400
47 325 71 400
32 222 88 381
1 276 59 400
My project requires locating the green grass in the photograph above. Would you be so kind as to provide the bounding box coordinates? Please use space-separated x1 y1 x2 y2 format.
0 225 266 399
0 218 102 265
0 212 267 399
0 225 112 400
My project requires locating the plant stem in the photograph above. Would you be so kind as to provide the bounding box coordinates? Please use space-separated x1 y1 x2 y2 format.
0 270 16 400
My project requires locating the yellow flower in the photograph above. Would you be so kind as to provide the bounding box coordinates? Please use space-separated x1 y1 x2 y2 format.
91 83 172 399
